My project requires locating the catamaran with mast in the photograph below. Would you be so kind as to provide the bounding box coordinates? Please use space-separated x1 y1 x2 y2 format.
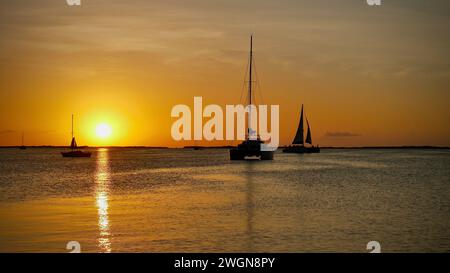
230 36 274 160
283 104 320 154
61 114 91 158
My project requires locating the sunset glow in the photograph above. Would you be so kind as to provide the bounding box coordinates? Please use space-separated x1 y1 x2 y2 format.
0 1 448 147
0 0 449 257
96 124 112 139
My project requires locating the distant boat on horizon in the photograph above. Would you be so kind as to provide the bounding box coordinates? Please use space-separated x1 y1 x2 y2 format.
283 104 320 154
61 114 92 158
19 132 26 150
230 35 274 160
192 140 203 150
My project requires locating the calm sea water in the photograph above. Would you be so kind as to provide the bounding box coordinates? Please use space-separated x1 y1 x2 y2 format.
0 148 449 253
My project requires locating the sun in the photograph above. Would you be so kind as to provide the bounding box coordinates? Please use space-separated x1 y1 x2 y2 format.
96 123 112 138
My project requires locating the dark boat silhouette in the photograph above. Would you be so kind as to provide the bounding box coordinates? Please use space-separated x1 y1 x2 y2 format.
183 145 203 150
283 105 320 154
19 132 26 150
193 140 203 150
61 114 91 158
230 36 274 160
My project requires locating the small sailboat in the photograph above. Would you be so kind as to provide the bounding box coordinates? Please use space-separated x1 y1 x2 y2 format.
61 114 91 158
230 36 274 160
19 132 26 150
283 104 320 154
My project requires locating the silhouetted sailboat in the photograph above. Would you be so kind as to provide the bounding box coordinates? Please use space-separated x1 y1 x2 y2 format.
19 132 26 150
230 36 274 160
283 105 320 153
61 114 91 158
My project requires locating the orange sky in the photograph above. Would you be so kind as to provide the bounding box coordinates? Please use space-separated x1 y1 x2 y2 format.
0 0 449 147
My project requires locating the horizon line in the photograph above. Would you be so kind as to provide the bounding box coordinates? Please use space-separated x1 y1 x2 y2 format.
0 145 449 149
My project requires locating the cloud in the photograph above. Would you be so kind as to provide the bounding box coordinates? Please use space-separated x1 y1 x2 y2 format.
325 131 360 137
0 130 16 134
0 130 55 134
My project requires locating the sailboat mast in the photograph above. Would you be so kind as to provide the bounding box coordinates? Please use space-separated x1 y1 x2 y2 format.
248 35 253 106
21 132 24 146
71 114 74 140
247 35 254 138
71 114 74 150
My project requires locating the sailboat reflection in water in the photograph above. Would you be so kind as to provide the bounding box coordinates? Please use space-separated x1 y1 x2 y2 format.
95 148 112 252
283 104 320 153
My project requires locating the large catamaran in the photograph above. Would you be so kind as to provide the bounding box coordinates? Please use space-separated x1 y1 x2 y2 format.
283 104 320 153
230 36 274 160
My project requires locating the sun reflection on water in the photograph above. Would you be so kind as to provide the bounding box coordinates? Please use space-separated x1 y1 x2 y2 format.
95 148 112 253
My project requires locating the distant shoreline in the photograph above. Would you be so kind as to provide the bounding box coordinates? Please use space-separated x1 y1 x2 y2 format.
0 145 449 150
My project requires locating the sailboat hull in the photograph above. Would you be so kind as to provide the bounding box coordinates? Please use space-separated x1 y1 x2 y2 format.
230 140 274 160
282 145 320 154
61 151 92 157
